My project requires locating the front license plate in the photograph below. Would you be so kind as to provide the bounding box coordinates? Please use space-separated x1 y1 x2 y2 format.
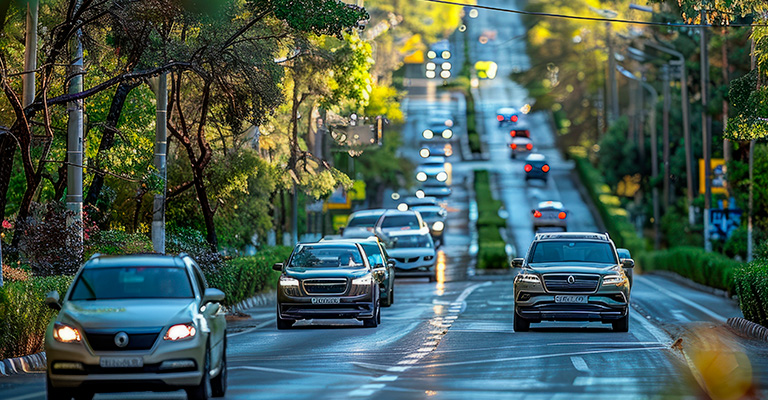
99 357 144 368
311 297 341 305
554 295 588 304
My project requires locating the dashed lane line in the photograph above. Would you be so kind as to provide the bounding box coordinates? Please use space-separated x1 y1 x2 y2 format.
638 277 726 322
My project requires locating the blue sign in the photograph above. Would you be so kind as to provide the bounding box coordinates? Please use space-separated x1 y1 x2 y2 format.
709 208 742 241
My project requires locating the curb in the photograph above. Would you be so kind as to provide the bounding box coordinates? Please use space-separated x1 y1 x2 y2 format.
727 317 768 342
227 290 276 314
645 270 733 299
0 352 46 376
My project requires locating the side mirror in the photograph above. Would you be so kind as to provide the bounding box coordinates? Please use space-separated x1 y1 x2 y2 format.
372 267 386 281
511 258 524 268
272 262 284 271
621 258 635 269
45 291 61 311
203 288 226 303
387 259 396 268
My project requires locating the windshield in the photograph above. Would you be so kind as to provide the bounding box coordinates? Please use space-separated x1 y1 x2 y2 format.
380 215 420 229
70 267 194 300
391 235 433 249
347 214 380 228
529 241 617 264
360 243 384 266
415 210 440 219
290 245 365 268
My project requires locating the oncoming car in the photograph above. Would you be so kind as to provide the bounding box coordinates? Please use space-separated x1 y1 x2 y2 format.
274 242 386 329
512 232 633 332
44 253 227 400
387 230 437 282
340 209 385 238
320 236 396 307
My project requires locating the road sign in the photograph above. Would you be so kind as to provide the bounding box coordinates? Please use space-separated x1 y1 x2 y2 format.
709 208 742 241
699 158 728 195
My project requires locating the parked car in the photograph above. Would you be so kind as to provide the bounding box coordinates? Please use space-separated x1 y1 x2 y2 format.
374 209 429 240
320 236 396 307
509 136 533 159
532 201 568 232
274 242 386 329
341 209 386 238
386 230 438 282
524 153 550 183
410 205 447 247
416 156 448 184
44 253 227 400
496 107 519 126
512 232 633 332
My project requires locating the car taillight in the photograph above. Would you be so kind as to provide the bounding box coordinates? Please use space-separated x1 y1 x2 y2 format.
524 164 533 172
510 130 516 137
558 212 567 219
510 143 517 149
526 143 533 150
497 115 504 122
541 164 550 173
533 210 542 218
522 130 530 137
511 115 518 122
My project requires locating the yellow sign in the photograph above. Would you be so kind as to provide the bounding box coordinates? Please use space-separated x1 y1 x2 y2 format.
474 61 498 79
699 159 728 195
349 180 366 201
325 187 351 210
403 50 424 64
333 215 348 231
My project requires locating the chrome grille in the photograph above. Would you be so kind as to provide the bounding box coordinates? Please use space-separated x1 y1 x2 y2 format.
394 257 419 263
85 330 161 351
542 274 599 293
302 278 347 295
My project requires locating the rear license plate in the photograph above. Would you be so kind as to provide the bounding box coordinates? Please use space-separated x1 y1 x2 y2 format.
554 295 587 304
100 357 144 368
311 297 341 305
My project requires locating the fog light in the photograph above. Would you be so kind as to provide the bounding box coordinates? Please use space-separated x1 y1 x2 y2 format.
517 293 531 301
159 359 196 371
52 362 84 371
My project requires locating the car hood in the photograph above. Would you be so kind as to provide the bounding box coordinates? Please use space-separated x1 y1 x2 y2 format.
387 248 436 257
59 299 196 330
285 267 370 280
342 226 375 238
525 263 620 276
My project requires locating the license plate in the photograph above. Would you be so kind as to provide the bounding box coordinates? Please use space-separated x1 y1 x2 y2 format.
554 295 587 304
100 357 144 368
311 297 340 305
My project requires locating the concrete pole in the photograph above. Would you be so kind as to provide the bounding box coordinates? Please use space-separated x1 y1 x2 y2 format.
662 65 671 210
152 73 168 253
607 23 619 123
748 38 756 262
701 10 712 252
292 184 298 245
66 29 84 245
22 0 38 108
642 80 660 250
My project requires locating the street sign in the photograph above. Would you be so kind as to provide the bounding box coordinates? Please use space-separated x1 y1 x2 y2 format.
709 208 742 241
699 158 728 195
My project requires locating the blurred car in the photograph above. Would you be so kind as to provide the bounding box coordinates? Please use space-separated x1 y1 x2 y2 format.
274 242 386 329
616 248 634 289
419 142 454 158
426 40 452 79
532 201 568 232
44 253 227 400
320 236 396 307
416 156 448 184
422 123 454 140
374 209 429 240
386 230 438 282
418 183 452 198
403 196 439 208
496 107 519 126
524 153 550 182
508 124 531 138
340 209 385 238
509 136 533 159
410 205 447 247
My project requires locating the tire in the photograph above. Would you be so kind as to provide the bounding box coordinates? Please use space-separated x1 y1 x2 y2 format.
46 375 76 400
428 274 436 283
211 335 227 397
389 288 394 305
363 302 379 328
185 347 212 400
513 312 530 332
612 314 630 332
276 306 294 330
382 289 392 307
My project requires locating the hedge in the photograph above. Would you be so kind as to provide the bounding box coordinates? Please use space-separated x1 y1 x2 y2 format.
474 170 508 269
734 260 768 326
636 246 742 293
205 246 293 307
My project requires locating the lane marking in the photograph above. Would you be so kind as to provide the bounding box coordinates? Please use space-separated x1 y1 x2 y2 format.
630 308 672 345
574 377 637 386
373 375 398 382
570 356 590 373
5 391 46 400
229 365 366 378
227 320 274 337
639 276 727 322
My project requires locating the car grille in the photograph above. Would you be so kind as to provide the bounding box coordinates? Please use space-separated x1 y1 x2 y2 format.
393 257 420 263
85 330 161 351
302 278 347 295
542 274 599 293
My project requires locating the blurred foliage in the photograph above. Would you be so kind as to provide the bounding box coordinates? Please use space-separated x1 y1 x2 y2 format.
204 246 292 306
84 230 153 259
638 246 742 292
354 129 413 207
474 170 508 269
14 203 83 277
727 143 768 233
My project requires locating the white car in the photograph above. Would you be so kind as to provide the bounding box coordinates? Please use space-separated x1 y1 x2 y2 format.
386 230 437 282
509 137 533 159
532 201 568 232
374 209 429 240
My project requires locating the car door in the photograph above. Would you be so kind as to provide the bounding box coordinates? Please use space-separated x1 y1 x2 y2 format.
191 263 226 369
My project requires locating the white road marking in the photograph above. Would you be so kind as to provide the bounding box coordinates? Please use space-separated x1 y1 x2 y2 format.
639 277 726 322
229 365 366 377
5 391 46 400
227 320 274 337
373 375 399 382
629 308 672 345
570 356 590 373
573 377 638 386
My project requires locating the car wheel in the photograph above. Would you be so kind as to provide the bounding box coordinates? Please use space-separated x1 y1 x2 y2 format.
185 347 212 400
46 375 77 400
382 288 392 307
363 303 379 328
211 336 227 397
389 288 394 305
428 274 436 283
513 312 530 332
612 314 630 332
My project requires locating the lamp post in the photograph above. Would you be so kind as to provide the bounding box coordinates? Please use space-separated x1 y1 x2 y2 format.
590 7 619 123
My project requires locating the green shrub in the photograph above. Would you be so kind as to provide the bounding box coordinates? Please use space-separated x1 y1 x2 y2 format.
477 241 507 269
474 170 508 269
636 246 742 292
167 226 225 273
85 230 153 258
205 246 292 306
0 275 73 359
734 260 768 326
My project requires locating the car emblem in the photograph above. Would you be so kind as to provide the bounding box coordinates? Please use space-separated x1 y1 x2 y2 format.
114 332 129 348
567 275 575 284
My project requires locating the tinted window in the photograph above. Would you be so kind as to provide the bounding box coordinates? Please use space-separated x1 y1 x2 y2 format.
529 241 616 264
347 214 380 227
290 245 365 268
70 267 194 300
380 215 419 229
360 243 384 266
391 235 433 249
416 210 440 219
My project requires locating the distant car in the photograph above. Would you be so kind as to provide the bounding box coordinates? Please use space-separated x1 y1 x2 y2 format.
374 209 429 240
512 232 633 332
403 196 439 208
411 205 447 246
419 142 454 158
426 40 452 79
532 201 568 232
418 184 452 198
508 124 531 138
274 242 386 329
44 254 227 400
422 124 454 140
616 248 634 289
341 209 385 238
416 156 448 184
496 107 519 126
387 230 438 282
509 137 533 158
524 153 550 182
320 236 396 307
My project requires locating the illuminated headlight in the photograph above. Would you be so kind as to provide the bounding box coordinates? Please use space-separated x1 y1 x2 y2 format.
279 276 299 287
442 129 453 139
514 273 541 284
415 190 425 198
420 148 430 158
422 129 434 139
426 70 436 79
53 323 81 343
426 62 436 71
352 274 372 285
436 171 448 182
432 221 445 231
602 274 624 285
441 62 452 70
164 323 196 341
441 51 451 59
397 203 409 212
416 172 428 182
427 50 437 59
440 70 451 79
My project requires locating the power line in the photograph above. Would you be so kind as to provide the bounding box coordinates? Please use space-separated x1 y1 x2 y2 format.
416 0 768 28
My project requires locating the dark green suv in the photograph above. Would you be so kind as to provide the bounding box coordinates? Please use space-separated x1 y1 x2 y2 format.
512 232 634 332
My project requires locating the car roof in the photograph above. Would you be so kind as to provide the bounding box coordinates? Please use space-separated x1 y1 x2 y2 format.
349 209 386 217
525 153 546 161
410 205 443 211
321 236 379 243
85 253 187 269
387 229 431 238
497 107 517 114
537 200 564 209
381 209 420 217
534 232 611 242
421 156 445 164
404 196 438 205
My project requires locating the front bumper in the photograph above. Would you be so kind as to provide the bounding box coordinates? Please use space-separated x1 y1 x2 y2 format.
277 291 376 320
514 292 628 322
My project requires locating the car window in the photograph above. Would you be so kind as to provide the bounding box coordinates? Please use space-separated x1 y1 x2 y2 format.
347 214 380 227
70 267 194 300
391 235 433 249
415 210 440 219
290 245 365 268
529 241 616 264
381 215 419 229
361 243 384 266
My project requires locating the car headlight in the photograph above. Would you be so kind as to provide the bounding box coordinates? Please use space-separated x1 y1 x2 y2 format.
164 323 196 341
53 323 81 343
602 274 624 285
426 62 436 71
352 274 372 285
436 171 448 182
442 129 453 139
416 172 428 182
422 129 434 139
279 276 299 286
514 273 540 284
432 221 445 231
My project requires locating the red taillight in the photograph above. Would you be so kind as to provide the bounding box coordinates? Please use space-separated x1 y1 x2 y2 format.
511 115 518 122
522 130 530 137
533 210 542 218
510 130 516 137
541 164 550 173
510 143 517 149
526 143 533 150
497 115 504 122
558 212 567 219
524 164 533 172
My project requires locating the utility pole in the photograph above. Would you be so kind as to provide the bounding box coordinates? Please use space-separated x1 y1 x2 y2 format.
701 9 712 252
67 25 84 245
606 23 619 123
22 0 38 108
152 73 168 253
662 64 671 210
